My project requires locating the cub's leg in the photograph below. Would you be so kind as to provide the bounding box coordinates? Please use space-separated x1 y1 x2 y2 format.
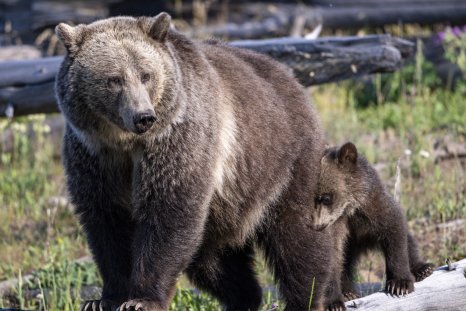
186 244 262 311
63 130 133 311
325 271 346 311
379 207 414 296
260 209 333 311
407 233 435 281
340 244 361 301
324 220 348 311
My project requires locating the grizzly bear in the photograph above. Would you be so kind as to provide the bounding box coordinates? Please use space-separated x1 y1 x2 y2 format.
55 13 334 311
312 142 434 310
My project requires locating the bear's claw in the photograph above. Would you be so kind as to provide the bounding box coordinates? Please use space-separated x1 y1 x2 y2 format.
343 291 360 302
326 300 346 311
81 300 118 311
385 278 414 296
117 299 162 311
413 263 435 282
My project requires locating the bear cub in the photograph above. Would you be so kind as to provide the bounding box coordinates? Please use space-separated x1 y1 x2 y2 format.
313 142 434 309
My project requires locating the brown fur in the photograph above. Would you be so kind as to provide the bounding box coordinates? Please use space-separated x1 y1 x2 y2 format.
55 13 333 311
312 142 434 310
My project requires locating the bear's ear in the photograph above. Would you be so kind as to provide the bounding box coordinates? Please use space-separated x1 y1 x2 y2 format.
149 12 171 42
55 23 85 53
337 142 358 166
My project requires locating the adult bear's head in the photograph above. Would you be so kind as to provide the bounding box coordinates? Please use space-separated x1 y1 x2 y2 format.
55 13 185 149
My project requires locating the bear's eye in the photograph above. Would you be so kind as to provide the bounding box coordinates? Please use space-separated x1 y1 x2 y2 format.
141 73 151 84
316 193 333 206
108 76 123 87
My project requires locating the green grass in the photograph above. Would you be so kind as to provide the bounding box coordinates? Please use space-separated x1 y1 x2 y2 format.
1 46 465 310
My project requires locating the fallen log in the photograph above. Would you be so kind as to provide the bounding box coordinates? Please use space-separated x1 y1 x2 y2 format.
0 46 41 61
309 0 466 7
0 35 413 117
0 0 108 42
190 2 466 39
3 1 466 44
0 56 61 87
345 258 466 311
231 35 413 86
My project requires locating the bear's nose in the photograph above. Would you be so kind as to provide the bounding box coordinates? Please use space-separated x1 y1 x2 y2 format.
133 111 156 134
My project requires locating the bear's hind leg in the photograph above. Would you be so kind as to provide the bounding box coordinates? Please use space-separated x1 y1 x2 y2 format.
260 212 333 311
407 233 435 282
186 244 262 311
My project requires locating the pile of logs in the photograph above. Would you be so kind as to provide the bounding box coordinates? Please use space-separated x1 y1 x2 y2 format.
2 0 466 43
189 0 466 39
0 34 414 117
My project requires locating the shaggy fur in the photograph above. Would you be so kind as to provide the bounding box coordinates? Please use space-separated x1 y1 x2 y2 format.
55 13 333 311
312 142 435 310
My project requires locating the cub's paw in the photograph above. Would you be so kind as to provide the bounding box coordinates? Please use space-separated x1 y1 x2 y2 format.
325 299 346 311
117 299 163 311
343 291 360 302
413 263 435 282
82 299 119 311
385 278 414 296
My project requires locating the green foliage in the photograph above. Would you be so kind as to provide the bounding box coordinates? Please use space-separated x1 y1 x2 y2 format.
443 27 466 72
170 288 220 311
348 41 441 109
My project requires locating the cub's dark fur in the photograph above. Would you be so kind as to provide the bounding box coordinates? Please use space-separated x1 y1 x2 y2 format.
313 142 434 310
55 13 334 311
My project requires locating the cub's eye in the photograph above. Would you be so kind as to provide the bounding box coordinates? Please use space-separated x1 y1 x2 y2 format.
316 193 333 206
108 76 123 86
141 73 151 83
320 193 333 206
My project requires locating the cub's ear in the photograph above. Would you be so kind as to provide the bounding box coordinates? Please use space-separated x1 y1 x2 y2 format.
337 142 358 165
149 12 171 42
55 23 85 53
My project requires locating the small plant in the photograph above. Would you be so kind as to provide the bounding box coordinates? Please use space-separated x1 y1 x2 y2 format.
442 26 466 73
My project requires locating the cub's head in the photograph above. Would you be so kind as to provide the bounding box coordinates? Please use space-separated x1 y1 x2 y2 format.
311 142 367 231
55 13 183 147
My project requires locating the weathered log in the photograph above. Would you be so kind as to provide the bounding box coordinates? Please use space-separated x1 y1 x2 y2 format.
309 0 466 7
0 82 57 117
231 36 413 86
0 46 41 61
190 2 466 39
0 0 108 40
4 1 466 44
0 56 61 87
344 258 466 311
0 35 414 117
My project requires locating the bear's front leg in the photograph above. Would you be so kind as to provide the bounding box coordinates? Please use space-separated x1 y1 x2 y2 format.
379 207 414 296
63 130 134 311
120 151 211 311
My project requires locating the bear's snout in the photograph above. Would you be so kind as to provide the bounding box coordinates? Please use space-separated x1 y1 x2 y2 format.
133 111 156 134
